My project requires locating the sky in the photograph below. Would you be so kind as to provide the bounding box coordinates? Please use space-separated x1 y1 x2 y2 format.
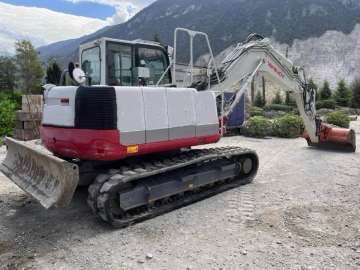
0 0 156 55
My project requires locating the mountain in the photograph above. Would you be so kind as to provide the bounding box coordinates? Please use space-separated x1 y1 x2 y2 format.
38 0 360 83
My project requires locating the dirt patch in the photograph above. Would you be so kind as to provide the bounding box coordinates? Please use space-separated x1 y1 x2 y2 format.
283 205 359 247
0 241 11 255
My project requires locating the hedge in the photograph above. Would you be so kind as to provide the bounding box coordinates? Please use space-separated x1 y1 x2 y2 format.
242 116 272 138
264 104 293 112
325 111 350 128
272 114 304 138
249 106 265 117
316 99 336 110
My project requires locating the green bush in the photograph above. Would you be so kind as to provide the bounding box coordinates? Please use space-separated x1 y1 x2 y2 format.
242 116 272 138
0 92 22 105
325 111 350 128
316 99 336 110
272 114 304 138
0 92 22 137
249 106 265 117
264 104 293 112
0 99 17 137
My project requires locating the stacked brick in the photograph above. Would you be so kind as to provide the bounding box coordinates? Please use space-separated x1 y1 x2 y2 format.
14 95 43 141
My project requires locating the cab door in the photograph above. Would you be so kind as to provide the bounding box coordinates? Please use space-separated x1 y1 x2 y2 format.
106 42 134 86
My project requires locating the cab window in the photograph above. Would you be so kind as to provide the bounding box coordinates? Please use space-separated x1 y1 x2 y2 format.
137 47 170 85
81 47 101 85
106 43 133 86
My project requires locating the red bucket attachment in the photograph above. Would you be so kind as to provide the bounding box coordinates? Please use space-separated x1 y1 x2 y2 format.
304 123 356 152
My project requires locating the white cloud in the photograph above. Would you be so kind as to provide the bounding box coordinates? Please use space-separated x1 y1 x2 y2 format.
0 2 109 55
65 0 156 24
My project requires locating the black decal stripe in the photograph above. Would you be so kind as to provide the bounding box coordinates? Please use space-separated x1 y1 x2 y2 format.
75 86 117 130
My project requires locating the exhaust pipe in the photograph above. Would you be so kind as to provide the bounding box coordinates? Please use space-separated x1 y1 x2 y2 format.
0 137 79 208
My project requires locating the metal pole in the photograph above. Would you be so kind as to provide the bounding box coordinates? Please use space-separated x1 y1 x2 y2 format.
172 29 178 85
190 33 194 85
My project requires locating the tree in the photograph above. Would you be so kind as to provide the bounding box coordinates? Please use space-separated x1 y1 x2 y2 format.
334 79 351 107
318 80 332 100
46 59 62 85
351 78 360 108
254 91 265 107
0 56 17 91
308 79 318 100
272 91 283 105
15 40 44 93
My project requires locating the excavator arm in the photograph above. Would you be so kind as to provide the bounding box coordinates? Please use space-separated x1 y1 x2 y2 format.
211 35 356 151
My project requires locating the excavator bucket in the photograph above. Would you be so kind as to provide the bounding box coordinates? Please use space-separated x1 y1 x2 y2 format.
304 123 356 152
0 137 79 209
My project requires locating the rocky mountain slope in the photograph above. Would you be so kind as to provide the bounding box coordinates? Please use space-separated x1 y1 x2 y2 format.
38 0 360 84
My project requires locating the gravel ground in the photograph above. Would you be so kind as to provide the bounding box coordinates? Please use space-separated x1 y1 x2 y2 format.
0 120 359 270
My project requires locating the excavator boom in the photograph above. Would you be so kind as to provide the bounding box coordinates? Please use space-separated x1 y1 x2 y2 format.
206 35 356 151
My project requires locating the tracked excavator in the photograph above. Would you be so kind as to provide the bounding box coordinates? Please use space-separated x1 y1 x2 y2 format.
0 28 356 227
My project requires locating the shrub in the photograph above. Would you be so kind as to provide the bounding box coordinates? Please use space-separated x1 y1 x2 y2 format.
272 114 304 138
325 111 351 128
317 108 334 117
264 110 287 119
242 116 272 138
0 99 17 137
0 92 21 137
264 104 293 112
249 106 265 117
272 91 283 105
254 91 265 107
316 99 336 110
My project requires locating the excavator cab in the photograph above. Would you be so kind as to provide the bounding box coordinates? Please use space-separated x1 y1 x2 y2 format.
78 38 172 87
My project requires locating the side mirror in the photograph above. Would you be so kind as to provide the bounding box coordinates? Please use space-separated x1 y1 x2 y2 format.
72 68 86 84
167 45 174 58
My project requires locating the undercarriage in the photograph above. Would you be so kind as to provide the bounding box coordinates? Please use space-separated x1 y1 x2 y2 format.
87 147 258 227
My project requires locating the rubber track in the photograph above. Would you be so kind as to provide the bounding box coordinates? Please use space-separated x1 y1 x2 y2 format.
87 147 258 228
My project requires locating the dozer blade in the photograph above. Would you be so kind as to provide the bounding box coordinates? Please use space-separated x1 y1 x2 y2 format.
0 137 79 209
304 123 356 152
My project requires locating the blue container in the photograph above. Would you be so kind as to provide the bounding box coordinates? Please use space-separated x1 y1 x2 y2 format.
224 92 245 129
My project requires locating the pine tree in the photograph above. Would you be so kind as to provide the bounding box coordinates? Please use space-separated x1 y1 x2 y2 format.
254 91 265 107
334 79 351 107
46 59 62 85
15 40 43 93
319 80 332 100
351 78 360 108
272 91 283 105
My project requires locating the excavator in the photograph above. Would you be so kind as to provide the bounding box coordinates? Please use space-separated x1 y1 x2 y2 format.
0 28 356 227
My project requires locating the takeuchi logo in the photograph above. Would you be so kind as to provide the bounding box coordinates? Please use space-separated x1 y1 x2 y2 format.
267 61 285 79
